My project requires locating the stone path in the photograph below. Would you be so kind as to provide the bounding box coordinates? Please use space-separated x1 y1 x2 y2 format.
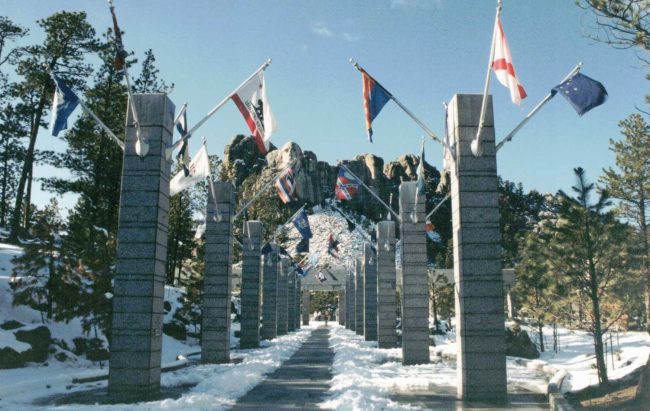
230 326 334 410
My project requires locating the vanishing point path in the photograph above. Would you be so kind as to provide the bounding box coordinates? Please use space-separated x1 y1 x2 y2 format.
230 326 335 410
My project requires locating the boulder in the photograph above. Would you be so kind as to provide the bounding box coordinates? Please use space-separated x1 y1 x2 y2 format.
14 325 51 363
505 326 539 359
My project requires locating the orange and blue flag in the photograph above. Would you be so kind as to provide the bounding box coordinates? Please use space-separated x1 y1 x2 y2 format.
361 70 392 142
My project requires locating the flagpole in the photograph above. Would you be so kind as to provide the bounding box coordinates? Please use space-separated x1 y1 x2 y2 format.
165 59 272 159
331 202 374 245
232 161 294 221
109 0 147 157
495 62 583 152
472 0 501 157
174 102 187 127
348 59 453 156
77 97 125 150
425 192 451 221
339 163 400 221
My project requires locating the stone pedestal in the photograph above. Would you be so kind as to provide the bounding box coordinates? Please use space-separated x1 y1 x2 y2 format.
277 258 289 336
240 221 263 349
377 221 397 348
288 267 296 332
202 182 235 363
346 271 355 331
338 289 345 326
109 94 174 399
261 244 279 340
302 290 310 326
399 182 430 365
295 277 302 330
355 258 364 336
363 243 377 341
449 94 506 403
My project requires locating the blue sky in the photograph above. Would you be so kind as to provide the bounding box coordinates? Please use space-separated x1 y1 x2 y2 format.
3 0 648 211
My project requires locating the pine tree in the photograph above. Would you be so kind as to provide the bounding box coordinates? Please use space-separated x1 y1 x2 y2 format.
9 11 98 241
132 49 169 93
600 113 650 334
546 168 637 385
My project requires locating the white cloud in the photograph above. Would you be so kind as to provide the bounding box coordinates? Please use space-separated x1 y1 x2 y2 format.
311 22 333 38
341 32 362 42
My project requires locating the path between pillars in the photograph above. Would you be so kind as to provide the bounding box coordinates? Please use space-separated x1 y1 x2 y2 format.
229 326 334 410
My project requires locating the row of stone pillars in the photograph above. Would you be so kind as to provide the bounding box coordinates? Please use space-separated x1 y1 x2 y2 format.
108 93 506 404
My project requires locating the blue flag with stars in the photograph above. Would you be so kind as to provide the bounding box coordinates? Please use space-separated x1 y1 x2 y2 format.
50 73 80 136
551 72 607 116
292 208 312 240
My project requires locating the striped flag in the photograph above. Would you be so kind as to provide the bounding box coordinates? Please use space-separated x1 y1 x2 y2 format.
231 71 277 154
491 16 526 105
274 168 295 204
360 70 392 142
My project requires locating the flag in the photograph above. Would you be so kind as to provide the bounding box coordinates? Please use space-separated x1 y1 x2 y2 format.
275 168 295 204
291 208 312 240
50 73 80 137
169 145 210 196
335 168 361 201
109 4 127 72
491 17 527 105
416 139 426 195
175 107 190 176
261 242 273 255
316 271 327 283
360 70 392 142
551 72 608 116
231 71 277 154
426 220 442 243
194 222 206 240
296 238 309 253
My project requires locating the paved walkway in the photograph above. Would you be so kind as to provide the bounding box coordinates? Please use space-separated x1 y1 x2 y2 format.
230 326 334 410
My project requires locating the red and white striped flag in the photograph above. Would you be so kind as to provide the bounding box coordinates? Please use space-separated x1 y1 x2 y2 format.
274 168 295 204
231 71 277 154
491 17 526 105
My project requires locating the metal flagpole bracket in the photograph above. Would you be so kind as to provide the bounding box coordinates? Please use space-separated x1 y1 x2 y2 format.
495 62 582 153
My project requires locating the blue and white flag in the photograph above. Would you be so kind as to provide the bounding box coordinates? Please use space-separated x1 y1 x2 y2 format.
292 208 312 240
416 139 426 195
551 72 607 116
50 73 80 137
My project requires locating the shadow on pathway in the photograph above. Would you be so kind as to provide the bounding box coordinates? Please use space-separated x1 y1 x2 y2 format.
230 326 333 410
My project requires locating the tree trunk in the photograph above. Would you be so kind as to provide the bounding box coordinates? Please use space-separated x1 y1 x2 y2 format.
538 320 545 353
23 165 32 231
9 90 47 242
638 190 650 335
1 136 9 227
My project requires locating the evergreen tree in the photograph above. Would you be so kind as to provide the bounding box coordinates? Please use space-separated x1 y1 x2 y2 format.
9 11 98 241
132 49 169 93
546 168 637 385
600 113 650 333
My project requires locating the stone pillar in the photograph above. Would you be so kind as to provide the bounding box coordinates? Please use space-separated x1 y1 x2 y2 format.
261 245 279 340
377 221 397 348
277 258 289 336
240 221 263 349
202 182 235 363
399 181 430 365
338 289 345 326
302 290 310 326
295 277 302 330
355 258 364 336
109 94 173 399
346 272 354 330
363 243 378 341
287 267 296 332
449 94 506 403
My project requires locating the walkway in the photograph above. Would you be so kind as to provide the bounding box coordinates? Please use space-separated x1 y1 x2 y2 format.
230 326 334 410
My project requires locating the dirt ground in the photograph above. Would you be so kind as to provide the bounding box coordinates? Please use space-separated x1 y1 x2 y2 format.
566 372 642 410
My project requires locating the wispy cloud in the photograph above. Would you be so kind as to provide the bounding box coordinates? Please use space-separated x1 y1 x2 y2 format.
390 0 442 10
341 32 362 42
311 22 333 38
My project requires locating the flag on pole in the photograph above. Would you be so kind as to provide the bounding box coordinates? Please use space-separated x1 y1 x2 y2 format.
316 271 327 283
109 3 127 72
296 238 309 253
360 70 392 142
292 208 312 240
416 139 426 195
425 220 442 243
175 107 191 176
551 72 607 116
169 145 210 196
334 168 361 201
274 168 295 204
231 71 277 154
491 16 527 105
50 73 80 137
